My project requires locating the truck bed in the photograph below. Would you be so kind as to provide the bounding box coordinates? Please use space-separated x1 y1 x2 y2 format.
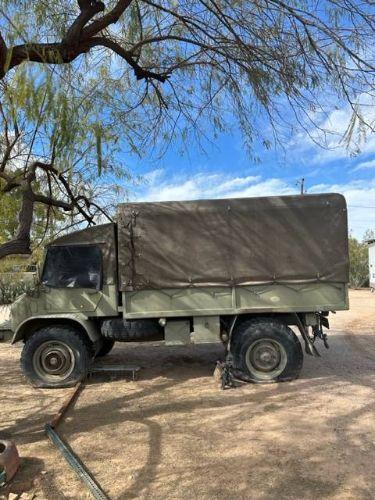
123 282 348 319
117 194 349 318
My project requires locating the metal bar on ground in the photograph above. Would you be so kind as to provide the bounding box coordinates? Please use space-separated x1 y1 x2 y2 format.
90 364 140 381
45 381 109 499
45 424 109 500
45 364 141 498
49 382 83 429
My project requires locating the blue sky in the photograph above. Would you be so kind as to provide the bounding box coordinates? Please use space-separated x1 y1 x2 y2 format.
128 98 375 241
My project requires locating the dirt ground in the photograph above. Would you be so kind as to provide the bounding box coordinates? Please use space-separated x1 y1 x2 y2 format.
0 290 374 500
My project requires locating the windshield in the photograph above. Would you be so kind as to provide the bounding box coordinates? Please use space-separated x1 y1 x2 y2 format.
42 245 102 289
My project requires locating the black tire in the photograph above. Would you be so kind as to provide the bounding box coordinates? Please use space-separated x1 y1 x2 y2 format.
231 318 303 383
20 325 91 388
101 318 162 341
96 338 115 357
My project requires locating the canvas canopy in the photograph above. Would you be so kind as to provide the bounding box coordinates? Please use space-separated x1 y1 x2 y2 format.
117 193 349 291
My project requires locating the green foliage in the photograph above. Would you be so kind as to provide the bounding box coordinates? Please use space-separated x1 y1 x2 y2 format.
0 172 52 246
1 0 373 159
0 65 130 257
0 274 36 304
2 67 111 172
0 0 374 258
0 186 20 243
348 235 370 288
0 255 36 273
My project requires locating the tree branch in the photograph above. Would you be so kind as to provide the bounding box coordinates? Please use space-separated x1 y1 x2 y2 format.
0 158 104 258
0 132 21 172
32 193 73 211
92 37 170 81
8 42 87 69
0 31 7 78
0 0 168 85
82 0 133 38
63 0 105 46
6 33 168 83
0 186 34 258
35 162 94 224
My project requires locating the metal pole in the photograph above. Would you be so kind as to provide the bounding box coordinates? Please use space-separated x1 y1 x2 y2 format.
45 424 109 500
45 382 110 500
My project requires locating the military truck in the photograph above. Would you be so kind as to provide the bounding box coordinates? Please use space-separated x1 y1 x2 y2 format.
8 193 349 388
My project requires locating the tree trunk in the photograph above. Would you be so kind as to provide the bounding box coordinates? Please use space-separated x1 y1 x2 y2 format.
0 189 34 259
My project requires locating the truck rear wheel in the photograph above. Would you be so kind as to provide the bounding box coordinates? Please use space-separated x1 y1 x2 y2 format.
231 318 303 383
20 325 91 388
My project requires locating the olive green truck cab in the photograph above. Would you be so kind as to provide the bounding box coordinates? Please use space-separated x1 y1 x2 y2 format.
8 193 349 388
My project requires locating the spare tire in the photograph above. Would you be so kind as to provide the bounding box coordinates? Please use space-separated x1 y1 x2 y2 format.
96 337 115 357
101 318 163 342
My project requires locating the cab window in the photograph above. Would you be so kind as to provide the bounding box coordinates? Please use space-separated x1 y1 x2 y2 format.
42 245 102 290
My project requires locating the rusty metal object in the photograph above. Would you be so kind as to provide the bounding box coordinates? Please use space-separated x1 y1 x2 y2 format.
49 382 83 430
0 440 20 486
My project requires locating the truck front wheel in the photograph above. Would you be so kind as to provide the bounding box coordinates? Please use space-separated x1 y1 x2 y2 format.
231 318 303 383
20 325 91 388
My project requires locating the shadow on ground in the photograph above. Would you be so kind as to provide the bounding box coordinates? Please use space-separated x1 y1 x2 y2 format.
1 329 374 499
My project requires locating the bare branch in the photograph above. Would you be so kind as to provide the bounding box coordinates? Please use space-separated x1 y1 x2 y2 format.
33 193 73 211
63 1 105 46
92 36 170 81
35 162 95 224
0 31 7 78
0 122 21 173
82 0 133 38
0 0 150 84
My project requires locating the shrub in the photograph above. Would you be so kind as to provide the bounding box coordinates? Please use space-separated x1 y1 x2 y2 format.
0 276 35 304
348 236 369 288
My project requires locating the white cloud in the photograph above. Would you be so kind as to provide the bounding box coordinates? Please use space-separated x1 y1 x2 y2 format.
135 171 375 239
352 158 375 172
216 175 261 192
143 168 164 183
309 179 375 238
137 171 291 202
223 178 292 198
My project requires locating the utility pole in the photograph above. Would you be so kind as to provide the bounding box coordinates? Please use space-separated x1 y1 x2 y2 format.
296 178 306 195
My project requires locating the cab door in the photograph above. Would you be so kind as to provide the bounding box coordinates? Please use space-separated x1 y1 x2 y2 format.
41 244 104 313
38 223 118 316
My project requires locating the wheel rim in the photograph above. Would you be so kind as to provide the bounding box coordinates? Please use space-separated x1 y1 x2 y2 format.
33 341 75 382
245 338 287 380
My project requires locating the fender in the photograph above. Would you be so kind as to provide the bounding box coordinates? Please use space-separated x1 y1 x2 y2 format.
11 314 100 344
